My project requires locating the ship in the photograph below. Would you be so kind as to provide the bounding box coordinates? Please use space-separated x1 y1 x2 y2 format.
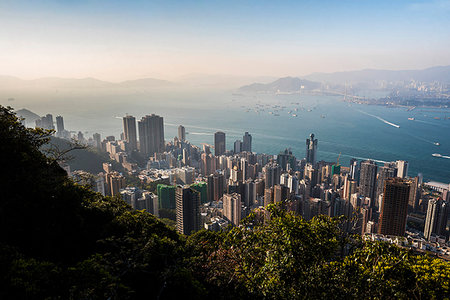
292 114 297 117
432 153 442 157
320 115 326 118
408 117 415 121
434 142 440 146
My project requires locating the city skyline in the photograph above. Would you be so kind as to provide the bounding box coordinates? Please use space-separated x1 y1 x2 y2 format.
1 0 450 81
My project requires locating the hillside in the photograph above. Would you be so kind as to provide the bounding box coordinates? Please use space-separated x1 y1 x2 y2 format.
303 65 450 84
239 77 322 93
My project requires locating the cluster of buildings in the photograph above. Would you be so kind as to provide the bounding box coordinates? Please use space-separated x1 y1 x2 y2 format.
41 112 449 252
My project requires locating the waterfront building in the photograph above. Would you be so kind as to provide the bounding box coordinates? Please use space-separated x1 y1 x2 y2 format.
305 133 318 165
123 115 138 151
214 131 226 156
359 160 378 205
138 114 165 157
242 132 252 152
424 198 449 240
178 125 186 141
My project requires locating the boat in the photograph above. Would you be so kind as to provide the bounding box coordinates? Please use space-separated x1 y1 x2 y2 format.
432 153 442 157
434 117 441 120
434 142 440 146
408 117 415 121
320 115 326 118
292 114 297 117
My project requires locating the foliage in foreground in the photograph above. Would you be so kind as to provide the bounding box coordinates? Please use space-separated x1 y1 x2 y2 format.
1 105 449 299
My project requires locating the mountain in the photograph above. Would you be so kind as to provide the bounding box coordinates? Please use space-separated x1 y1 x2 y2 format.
15 108 40 125
239 77 321 93
303 65 450 84
177 73 278 88
0 76 174 89
118 78 174 87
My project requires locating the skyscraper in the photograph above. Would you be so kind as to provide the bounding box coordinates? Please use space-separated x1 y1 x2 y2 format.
424 199 449 240
176 186 201 235
178 125 186 141
214 131 226 156
123 115 138 151
93 133 101 150
223 193 242 226
359 160 378 204
376 166 396 199
234 140 242 153
378 178 411 236
55 116 64 133
138 114 165 157
396 160 409 178
242 132 252 152
263 162 281 189
306 133 318 165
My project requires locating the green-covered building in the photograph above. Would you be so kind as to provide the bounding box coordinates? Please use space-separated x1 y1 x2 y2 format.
157 184 176 209
190 182 208 204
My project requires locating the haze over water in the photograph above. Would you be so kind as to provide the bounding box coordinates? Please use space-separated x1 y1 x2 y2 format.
3 87 449 183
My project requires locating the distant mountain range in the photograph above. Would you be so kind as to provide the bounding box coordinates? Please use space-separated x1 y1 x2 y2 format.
303 65 450 85
0 76 174 89
238 65 450 93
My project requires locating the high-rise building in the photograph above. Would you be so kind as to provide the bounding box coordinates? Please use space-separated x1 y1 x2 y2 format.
263 162 281 189
93 133 101 149
306 133 318 165
178 125 186 141
214 131 226 156
138 114 165 157
242 132 252 152
376 166 396 199
378 178 411 236
234 140 242 153
106 172 126 197
123 115 138 151
359 160 378 204
223 193 242 226
176 186 201 235
274 184 290 203
190 182 208 204
157 184 176 209
349 158 360 183
424 199 449 240
55 116 64 133
35 114 54 130
396 160 409 178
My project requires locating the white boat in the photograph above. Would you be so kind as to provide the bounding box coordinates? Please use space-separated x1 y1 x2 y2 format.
292 114 297 117
408 117 415 121
434 142 440 146
432 153 442 157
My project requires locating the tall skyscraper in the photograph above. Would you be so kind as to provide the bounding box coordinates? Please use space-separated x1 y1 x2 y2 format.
138 114 165 157
359 160 378 204
178 125 186 141
306 133 318 165
424 199 449 240
35 114 54 130
55 116 64 133
396 160 409 178
223 193 242 226
349 158 360 183
234 140 242 153
378 178 411 236
93 133 101 150
242 132 252 152
175 186 201 235
123 115 138 151
376 166 396 199
214 131 226 156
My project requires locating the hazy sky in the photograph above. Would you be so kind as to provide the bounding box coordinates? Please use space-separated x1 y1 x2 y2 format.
1 0 450 81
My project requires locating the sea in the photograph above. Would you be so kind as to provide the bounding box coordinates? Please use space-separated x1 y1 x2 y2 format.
2 86 450 183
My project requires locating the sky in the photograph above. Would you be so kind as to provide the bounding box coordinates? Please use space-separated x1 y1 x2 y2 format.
1 0 450 81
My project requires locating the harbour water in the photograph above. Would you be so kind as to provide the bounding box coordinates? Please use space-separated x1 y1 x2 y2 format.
2 87 449 183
